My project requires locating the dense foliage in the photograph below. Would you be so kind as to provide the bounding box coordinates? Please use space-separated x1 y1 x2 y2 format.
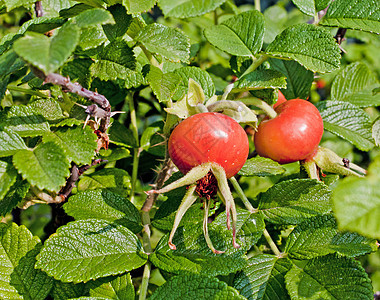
0 0 380 299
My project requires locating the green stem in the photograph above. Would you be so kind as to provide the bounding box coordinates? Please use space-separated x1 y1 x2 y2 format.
138 262 151 300
239 97 277 119
140 44 161 68
138 211 152 300
263 228 281 256
254 0 261 12
128 94 140 203
7 85 49 98
240 54 268 78
229 177 257 213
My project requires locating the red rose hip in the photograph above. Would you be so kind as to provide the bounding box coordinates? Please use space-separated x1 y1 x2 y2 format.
168 112 249 178
254 99 324 164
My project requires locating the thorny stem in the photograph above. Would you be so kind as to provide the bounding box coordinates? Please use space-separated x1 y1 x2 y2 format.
263 228 282 256
229 176 257 213
34 1 43 17
240 97 277 119
334 28 347 45
58 159 103 202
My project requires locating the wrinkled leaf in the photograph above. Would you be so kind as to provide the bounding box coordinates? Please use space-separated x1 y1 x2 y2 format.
266 24 341 73
35 219 148 283
13 142 70 192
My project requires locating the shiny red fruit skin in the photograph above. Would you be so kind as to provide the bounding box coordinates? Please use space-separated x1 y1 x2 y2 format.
254 99 324 164
168 112 249 178
273 90 287 109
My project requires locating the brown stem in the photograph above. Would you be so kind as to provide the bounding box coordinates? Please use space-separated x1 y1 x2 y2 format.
334 28 347 45
35 1 44 17
58 159 103 201
141 159 175 212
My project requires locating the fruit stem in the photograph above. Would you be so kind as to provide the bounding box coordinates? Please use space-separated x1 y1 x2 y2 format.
240 97 277 119
263 228 282 256
254 0 261 12
240 54 268 78
229 176 257 213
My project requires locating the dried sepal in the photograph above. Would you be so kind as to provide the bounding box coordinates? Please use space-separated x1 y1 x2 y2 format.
203 198 224 254
168 184 198 250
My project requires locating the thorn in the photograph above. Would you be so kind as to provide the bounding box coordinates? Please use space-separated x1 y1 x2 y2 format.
83 115 90 129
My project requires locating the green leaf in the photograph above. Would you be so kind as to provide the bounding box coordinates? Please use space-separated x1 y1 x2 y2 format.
233 69 286 92
61 58 93 88
78 168 131 197
331 62 380 107
150 274 245 299
147 65 181 103
13 142 70 192
158 0 226 18
102 5 132 42
233 254 292 300
316 100 374 151
87 273 135 299
135 23 190 63
13 22 80 74
373 117 380 146
109 120 137 148
43 126 97 165
266 24 341 73
51 280 88 300
0 223 52 300
285 214 377 259
151 210 262 276
204 10 264 56
0 177 30 216
333 175 380 239
78 25 107 51
10 242 54 300
2 104 50 137
173 66 215 100
292 0 332 16
285 254 373 299
35 219 148 283
258 179 332 225
18 16 66 33
140 125 161 151
29 99 65 122
320 0 380 34
64 189 142 233
73 8 114 28
90 40 144 88
0 129 28 157
4 0 36 11
123 0 156 14
238 157 286 177
269 58 314 100
0 50 24 79
0 160 17 200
